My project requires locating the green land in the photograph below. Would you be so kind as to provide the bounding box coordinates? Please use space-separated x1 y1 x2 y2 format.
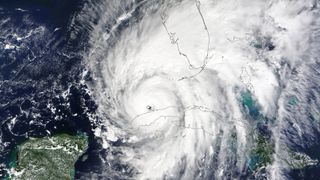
9 134 88 180
249 134 274 171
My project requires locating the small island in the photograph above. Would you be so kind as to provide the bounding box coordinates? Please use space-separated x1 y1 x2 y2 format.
9 134 88 180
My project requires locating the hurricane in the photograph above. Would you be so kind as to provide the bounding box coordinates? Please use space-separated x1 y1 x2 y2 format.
70 0 320 179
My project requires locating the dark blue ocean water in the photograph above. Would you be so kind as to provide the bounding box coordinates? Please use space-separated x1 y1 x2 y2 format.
0 0 104 178
0 1 319 179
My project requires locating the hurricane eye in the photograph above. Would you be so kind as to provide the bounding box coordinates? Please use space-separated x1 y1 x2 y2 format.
146 105 153 111
81 0 314 179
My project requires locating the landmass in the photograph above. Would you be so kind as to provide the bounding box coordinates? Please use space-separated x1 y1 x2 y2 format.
8 134 88 180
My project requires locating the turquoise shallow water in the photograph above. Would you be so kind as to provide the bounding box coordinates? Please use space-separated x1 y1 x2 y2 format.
241 90 260 118
0 0 320 179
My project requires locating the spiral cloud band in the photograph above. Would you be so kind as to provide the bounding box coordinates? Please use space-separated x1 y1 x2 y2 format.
78 0 320 179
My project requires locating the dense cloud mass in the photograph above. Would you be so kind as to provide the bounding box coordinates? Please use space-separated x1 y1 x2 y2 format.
77 0 320 179
0 0 319 179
